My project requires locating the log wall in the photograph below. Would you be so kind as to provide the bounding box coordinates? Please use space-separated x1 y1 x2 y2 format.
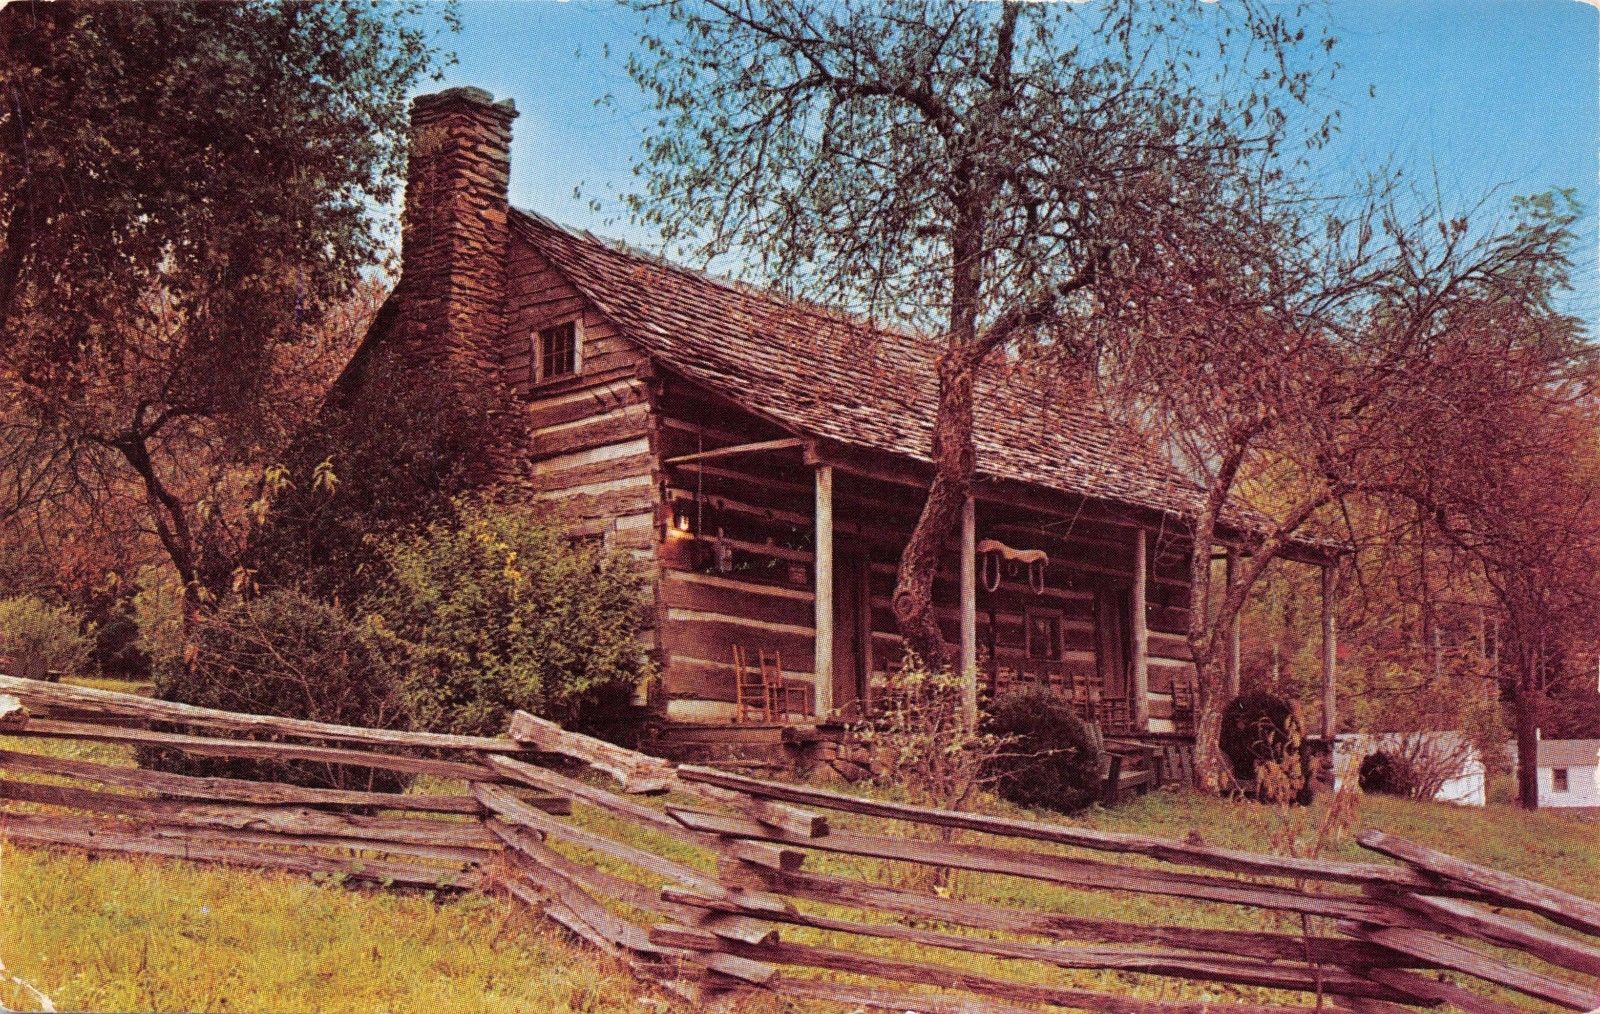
498 252 1200 730
502 238 664 700
651 375 1199 730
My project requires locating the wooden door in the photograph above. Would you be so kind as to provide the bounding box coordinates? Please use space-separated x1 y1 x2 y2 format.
833 554 871 718
1094 584 1133 727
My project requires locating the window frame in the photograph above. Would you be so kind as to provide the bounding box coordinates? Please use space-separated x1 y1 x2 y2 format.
1553 767 1570 792
1024 607 1064 662
534 318 581 383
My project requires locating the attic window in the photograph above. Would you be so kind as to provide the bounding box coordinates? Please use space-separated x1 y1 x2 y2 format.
537 320 579 381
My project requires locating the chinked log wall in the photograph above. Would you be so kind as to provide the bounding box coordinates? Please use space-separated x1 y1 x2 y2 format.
653 376 1199 727
500 235 1199 728
1 674 1596 1013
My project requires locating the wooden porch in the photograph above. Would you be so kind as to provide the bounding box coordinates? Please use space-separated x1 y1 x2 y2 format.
651 386 1343 752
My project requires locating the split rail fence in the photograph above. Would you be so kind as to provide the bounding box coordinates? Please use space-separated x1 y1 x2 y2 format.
1 674 1597 1013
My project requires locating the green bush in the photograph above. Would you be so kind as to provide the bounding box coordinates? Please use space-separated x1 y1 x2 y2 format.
0 595 91 681
983 687 1105 813
1220 692 1313 803
1219 692 1300 780
1358 750 1415 797
90 608 150 683
141 590 408 791
363 498 655 737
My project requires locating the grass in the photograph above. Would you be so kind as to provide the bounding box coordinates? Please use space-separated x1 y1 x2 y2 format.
0 678 671 1014
2 687 1595 1012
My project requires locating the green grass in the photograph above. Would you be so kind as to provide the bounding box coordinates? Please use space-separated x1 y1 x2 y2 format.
2 711 1595 1013
0 717 672 1014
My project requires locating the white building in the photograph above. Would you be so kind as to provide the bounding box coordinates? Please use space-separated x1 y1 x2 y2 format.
1524 739 1600 809
1332 732 1487 806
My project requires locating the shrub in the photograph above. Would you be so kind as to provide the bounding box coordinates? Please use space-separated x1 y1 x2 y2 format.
847 662 1007 812
1219 692 1302 782
363 498 655 737
90 608 150 682
141 590 407 791
844 662 1010 894
0 595 91 681
983 687 1105 813
1358 749 1416 797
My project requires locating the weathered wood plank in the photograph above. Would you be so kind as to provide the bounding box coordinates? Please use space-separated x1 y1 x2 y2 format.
474 782 733 899
532 403 651 460
761 974 1044 1014
675 766 1443 891
1349 923 1600 1010
505 711 673 792
0 812 480 890
649 924 1341 1014
0 779 502 850
1361 967 1518 1014
140 825 495 866
661 888 1410 999
9 719 500 782
1359 830 1600 935
1385 892 1600 978
533 451 655 495
673 867 1414 968
527 378 649 430
0 675 519 753
475 765 803 884
667 806 1425 925
0 749 483 813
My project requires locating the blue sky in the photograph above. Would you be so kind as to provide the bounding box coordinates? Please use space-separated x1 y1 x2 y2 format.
418 0 1599 324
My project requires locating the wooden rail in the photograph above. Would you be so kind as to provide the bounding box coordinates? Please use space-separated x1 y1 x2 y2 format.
1 675 1596 1012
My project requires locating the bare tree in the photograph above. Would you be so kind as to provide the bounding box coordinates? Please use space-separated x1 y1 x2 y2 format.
1085 187 1588 786
622 0 1337 670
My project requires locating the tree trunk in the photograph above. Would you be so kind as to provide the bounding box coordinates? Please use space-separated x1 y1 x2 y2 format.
1186 509 1231 790
1514 668 1541 811
1191 644 1230 792
892 355 977 672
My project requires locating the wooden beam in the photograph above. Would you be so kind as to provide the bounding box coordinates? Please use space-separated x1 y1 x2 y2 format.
1133 528 1150 732
1226 551 1242 699
1359 830 1600 936
813 464 834 718
664 437 805 467
960 494 978 730
1322 563 1337 739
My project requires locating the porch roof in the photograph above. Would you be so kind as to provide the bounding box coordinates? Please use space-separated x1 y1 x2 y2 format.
512 210 1314 549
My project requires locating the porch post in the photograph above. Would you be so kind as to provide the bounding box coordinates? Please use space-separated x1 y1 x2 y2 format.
1226 551 1242 699
813 465 835 718
1321 562 1337 739
1132 527 1150 732
960 493 978 730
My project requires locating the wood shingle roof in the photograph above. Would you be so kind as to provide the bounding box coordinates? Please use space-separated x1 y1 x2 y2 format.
511 209 1217 524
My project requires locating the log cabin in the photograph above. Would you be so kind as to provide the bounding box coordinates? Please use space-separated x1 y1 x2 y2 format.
359 86 1339 763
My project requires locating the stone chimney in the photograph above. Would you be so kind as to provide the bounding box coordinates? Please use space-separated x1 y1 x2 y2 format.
396 86 518 376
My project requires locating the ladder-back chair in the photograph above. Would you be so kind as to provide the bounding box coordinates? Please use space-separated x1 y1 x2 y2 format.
1171 668 1197 734
732 645 802 722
